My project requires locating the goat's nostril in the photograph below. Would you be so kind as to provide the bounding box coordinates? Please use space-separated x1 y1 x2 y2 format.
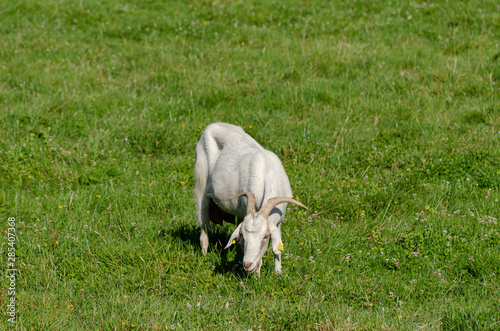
244 262 252 270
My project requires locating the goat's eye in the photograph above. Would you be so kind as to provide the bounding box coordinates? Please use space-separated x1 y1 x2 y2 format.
264 235 269 239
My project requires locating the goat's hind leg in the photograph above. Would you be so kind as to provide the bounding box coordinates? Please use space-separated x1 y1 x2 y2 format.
194 179 210 254
195 140 211 255
196 195 210 255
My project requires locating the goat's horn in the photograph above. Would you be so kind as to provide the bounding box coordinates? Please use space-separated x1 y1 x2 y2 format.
229 192 256 216
259 197 308 220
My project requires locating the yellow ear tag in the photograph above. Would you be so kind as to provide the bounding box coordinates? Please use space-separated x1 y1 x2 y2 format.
232 239 236 245
278 241 284 251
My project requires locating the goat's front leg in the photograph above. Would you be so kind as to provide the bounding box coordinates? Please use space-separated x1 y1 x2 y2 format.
254 259 263 277
270 222 283 274
274 252 282 274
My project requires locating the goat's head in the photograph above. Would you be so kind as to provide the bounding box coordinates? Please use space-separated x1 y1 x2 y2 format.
224 192 308 273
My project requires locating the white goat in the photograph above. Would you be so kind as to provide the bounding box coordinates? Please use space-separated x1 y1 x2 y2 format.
194 122 307 275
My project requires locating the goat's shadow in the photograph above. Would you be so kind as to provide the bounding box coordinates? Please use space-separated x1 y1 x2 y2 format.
165 224 247 278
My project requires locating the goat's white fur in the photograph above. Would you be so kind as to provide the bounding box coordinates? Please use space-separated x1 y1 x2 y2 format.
194 122 307 275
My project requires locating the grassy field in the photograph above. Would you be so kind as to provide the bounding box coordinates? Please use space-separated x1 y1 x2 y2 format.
1 0 500 329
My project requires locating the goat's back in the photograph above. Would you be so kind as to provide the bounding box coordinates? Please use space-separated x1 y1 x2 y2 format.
195 122 292 220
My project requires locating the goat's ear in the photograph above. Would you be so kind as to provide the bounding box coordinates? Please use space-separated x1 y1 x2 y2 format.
268 222 283 254
224 222 243 249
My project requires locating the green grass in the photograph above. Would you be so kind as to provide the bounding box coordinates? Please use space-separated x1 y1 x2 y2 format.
1 0 500 329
